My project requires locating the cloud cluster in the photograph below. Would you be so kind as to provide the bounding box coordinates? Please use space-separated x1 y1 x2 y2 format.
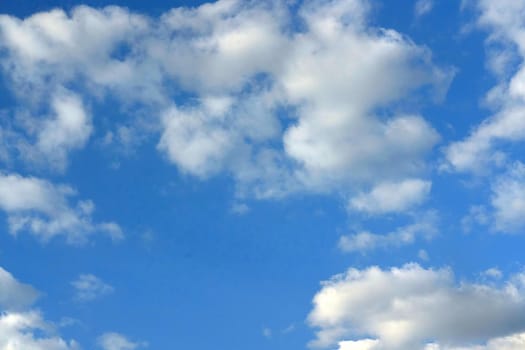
0 265 144 350
461 161 525 234
0 0 451 200
444 0 525 174
309 263 525 350
0 266 79 349
0 311 81 350
491 162 525 232
0 172 122 244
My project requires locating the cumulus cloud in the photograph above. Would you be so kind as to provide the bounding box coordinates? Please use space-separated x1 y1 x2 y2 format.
349 179 432 215
0 266 79 349
0 266 144 350
0 311 80 350
31 90 92 171
443 1 525 174
309 263 525 350
0 173 123 243
97 332 147 350
0 0 452 200
0 267 39 310
460 162 525 234
490 162 525 233
338 211 438 253
71 274 114 302
338 333 525 350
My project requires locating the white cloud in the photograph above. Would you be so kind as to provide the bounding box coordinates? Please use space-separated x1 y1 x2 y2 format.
0 0 451 199
97 332 147 350
71 274 114 302
459 162 525 234
32 89 92 171
0 266 79 350
349 179 432 214
0 173 123 243
424 332 525 350
309 263 525 349
491 162 525 233
0 89 91 172
483 268 503 280
0 266 143 350
157 103 236 177
443 1 525 174
461 205 490 233
0 311 80 350
338 339 380 350
278 4 447 191
339 212 438 253
414 0 434 18
0 267 39 310
340 333 525 350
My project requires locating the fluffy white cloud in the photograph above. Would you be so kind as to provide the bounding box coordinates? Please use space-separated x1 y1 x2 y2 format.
0 173 122 243
443 1 525 173
338 339 380 350
338 212 438 253
71 274 114 302
0 266 145 350
3 89 93 171
278 0 446 191
0 267 39 310
491 162 525 233
460 162 525 234
309 263 525 350
0 6 151 97
0 311 80 350
0 0 451 200
33 90 92 171
0 266 79 350
98 332 147 350
349 179 432 214
339 332 525 350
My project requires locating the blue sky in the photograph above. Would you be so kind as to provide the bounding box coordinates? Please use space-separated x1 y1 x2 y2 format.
1 0 525 349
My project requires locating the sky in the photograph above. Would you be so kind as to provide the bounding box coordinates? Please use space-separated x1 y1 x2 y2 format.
2 0 525 349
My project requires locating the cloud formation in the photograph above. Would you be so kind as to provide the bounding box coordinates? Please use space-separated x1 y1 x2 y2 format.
0 0 452 201
0 266 78 349
0 311 80 350
444 1 525 174
0 267 39 311
0 265 144 350
491 162 525 233
309 263 525 350
0 173 122 243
